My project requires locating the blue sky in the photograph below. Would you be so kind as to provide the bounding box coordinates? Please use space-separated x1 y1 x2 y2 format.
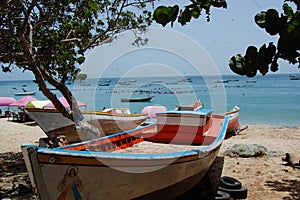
1 0 299 80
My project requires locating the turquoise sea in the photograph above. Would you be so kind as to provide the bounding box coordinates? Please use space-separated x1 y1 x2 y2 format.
1 74 299 127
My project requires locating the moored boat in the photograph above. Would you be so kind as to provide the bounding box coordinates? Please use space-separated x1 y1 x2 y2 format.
14 90 37 96
22 108 228 199
98 83 110 86
121 96 154 102
289 75 300 80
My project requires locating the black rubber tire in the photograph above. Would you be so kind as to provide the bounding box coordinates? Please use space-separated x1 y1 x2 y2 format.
218 186 248 199
215 190 230 200
219 176 242 189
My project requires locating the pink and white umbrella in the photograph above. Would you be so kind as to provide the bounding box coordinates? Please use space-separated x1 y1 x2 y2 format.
0 97 16 106
142 106 167 118
9 96 38 107
43 97 86 109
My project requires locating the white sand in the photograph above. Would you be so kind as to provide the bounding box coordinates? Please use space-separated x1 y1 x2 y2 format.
0 118 45 153
0 118 299 199
219 124 300 200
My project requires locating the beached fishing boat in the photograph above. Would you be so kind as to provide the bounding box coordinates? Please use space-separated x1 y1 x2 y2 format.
24 107 148 143
82 108 148 136
224 106 240 134
121 96 154 102
22 108 228 199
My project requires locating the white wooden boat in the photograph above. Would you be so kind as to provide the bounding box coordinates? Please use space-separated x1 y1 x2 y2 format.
22 108 228 199
14 90 37 96
82 108 148 136
24 108 148 143
224 106 240 134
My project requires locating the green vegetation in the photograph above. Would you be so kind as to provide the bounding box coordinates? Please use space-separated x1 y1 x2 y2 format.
229 1 300 77
152 0 299 78
0 0 152 122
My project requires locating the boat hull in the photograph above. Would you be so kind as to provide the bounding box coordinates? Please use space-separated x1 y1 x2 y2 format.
25 108 148 142
22 143 221 200
225 106 240 133
22 112 228 199
85 118 147 135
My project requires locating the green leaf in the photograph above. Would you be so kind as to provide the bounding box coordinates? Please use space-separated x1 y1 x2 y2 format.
254 11 266 28
282 3 293 19
191 9 200 19
76 56 85 65
245 46 259 73
178 8 192 26
1 65 11 73
270 62 279 72
229 54 246 76
153 5 179 27
265 9 280 35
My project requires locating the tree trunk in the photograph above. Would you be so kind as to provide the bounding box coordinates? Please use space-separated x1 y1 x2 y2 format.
32 65 103 142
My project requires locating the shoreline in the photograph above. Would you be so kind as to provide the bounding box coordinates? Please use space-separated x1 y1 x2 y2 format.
0 118 299 199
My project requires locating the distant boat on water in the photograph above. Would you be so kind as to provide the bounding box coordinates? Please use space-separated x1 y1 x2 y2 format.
289 75 300 80
14 91 37 96
228 79 239 82
165 82 178 85
178 78 192 82
215 80 229 83
246 80 256 83
98 83 110 86
118 81 130 85
151 80 162 83
80 83 91 86
121 96 154 102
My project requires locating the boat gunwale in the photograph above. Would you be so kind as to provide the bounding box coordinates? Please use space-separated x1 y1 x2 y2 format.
82 111 148 117
224 106 240 116
159 109 212 117
25 108 148 117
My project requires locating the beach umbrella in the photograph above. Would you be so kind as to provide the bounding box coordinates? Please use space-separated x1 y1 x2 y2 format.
142 106 167 118
43 97 86 109
0 97 16 106
9 96 38 107
25 100 51 109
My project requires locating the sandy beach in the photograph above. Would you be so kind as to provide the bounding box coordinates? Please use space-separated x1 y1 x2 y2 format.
0 117 299 199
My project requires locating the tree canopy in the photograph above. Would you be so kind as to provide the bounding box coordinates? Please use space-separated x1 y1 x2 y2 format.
229 0 300 77
0 0 227 124
152 0 299 77
0 0 153 123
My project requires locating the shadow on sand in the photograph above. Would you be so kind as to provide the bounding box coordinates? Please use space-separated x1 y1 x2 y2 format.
177 156 225 200
265 179 300 200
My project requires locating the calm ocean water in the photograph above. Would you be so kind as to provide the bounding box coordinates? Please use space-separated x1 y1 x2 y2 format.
1 74 299 127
